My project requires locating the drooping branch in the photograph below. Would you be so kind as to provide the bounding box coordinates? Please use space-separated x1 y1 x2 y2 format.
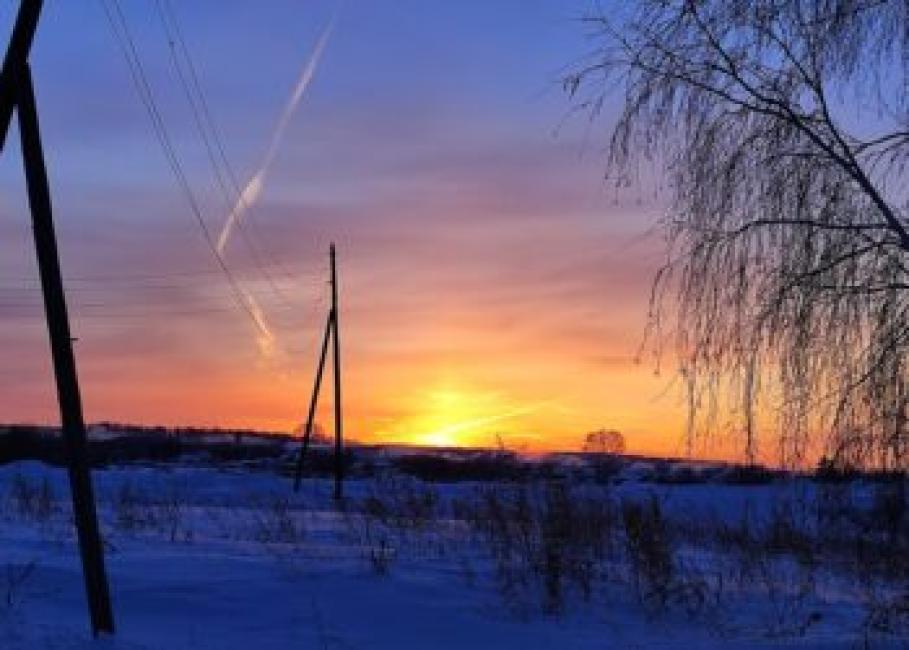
571 0 909 469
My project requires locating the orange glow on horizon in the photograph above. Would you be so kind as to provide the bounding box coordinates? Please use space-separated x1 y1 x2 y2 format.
0 2 700 460
370 384 552 449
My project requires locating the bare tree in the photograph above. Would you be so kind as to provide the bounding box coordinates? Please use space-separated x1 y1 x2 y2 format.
568 0 909 469
583 429 627 455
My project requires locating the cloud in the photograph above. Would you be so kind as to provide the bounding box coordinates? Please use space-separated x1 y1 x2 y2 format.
216 17 335 255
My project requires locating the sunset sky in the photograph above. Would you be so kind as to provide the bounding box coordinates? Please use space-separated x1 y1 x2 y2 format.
0 1 691 455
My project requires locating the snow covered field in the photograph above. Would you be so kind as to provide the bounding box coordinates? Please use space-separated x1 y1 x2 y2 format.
0 459 906 649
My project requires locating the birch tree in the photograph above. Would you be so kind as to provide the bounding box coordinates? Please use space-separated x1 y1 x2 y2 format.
569 0 909 469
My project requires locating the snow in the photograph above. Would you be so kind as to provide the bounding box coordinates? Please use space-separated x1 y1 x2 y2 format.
0 461 905 649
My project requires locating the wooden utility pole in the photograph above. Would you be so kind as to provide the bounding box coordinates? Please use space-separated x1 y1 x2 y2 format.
330 242 343 500
0 0 114 636
292 244 344 500
293 310 332 492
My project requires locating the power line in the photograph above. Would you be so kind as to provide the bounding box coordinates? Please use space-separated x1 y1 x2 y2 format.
0 303 326 323
152 0 295 306
56 266 317 283
0 294 316 313
2 304 248 317
0 267 327 291
0 277 326 294
98 0 273 344
157 0 304 288
0 279 329 323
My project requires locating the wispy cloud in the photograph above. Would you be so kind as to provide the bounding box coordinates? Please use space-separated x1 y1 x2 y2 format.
216 17 336 255
425 401 554 440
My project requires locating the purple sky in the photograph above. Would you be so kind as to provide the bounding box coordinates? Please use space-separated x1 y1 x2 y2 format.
0 1 690 454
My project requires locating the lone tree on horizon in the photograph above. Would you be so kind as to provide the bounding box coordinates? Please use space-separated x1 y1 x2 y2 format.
570 0 909 470
583 429 626 455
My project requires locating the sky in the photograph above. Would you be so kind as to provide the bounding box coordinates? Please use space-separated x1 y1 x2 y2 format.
0 0 693 455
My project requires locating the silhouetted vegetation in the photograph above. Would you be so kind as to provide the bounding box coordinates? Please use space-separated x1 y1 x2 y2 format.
3 453 906 640
0 424 292 467
570 0 909 471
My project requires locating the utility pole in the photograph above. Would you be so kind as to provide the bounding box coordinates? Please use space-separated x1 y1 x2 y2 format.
330 242 343 500
292 243 344 500
293 310 332 493
0 0 114 636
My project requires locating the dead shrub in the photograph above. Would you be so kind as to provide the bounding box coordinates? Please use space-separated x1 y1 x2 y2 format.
113 480 152 532
621 494 676 612
111 479 191 543
2 561 37 609
861 587 909 638
368 537 395 575
8 474 55 522
364 474 439 533
461 482 617 615
253 495 305 546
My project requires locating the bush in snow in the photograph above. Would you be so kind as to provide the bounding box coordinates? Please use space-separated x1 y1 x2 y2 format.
7 474 55 522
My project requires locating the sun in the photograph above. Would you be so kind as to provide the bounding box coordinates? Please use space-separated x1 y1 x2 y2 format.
419 428 460 448
375 384 509 448
411 388 479 447
377 384 542 449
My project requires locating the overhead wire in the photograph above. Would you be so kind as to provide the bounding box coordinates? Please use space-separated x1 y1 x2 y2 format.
0 265 327 290
1 1 338 426
152 0 297 306
0 282 326 294
97 0 275 346
160 0 304 288
213 11 335 259
1 0 333 373
0 300 325 323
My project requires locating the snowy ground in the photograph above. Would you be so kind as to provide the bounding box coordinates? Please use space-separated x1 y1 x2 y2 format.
0 461 906 649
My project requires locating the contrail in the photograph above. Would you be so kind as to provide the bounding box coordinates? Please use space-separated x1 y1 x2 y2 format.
240 285 276 357
216 17 335 255
426 402 553 441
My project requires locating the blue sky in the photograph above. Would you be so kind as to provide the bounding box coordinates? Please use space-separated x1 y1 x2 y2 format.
0 1 685 454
